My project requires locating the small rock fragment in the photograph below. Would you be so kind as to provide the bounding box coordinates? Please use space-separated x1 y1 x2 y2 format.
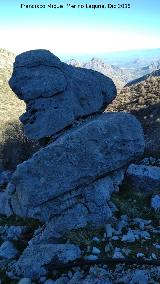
92 247 101 255
18 278 32 284
112 236 119 241
151 194 160 212
44 280 55 284
153 243 160 249
84 255 98 261
126 164 160 192
137 253 145 258
151 253 157 259
0 241 18 259
105 224 113 238
122 229 136 243
92 237 100 242
112 247 124 259
54 276 69 284
130 269 148 284
105 243 113 253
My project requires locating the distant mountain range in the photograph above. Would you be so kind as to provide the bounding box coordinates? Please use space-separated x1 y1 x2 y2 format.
62 48 160 66
103 48 160 67
66 55 160 92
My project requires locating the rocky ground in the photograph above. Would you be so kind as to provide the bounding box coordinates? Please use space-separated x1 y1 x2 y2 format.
0 157 160 283
0 49 25 169
0 49 25 129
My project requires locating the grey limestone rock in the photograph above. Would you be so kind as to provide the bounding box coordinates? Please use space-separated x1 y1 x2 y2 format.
151 194 160 212
44 280 55 284
0 192 13 216
91 247 101 255
54 276 69 284
0 225 27 241
0 241 18 259
84 255 98 261
10 243 81 279
13 49 61 68
112 247 124 259
18 278 32 284
68 272 83 284
126 164 160 193
8 112 144 222
133 218 152 230
9 49 116 140
122 229 136 243
121 269 148 284
0 170 13 188
28 176 114 244
105 223 113 238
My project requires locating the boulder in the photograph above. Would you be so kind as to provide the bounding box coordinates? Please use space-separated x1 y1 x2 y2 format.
9 49 116 140
5 112 144 223
0 241 18 259
151 194 160 212
10 243 81 279
126 164 160 192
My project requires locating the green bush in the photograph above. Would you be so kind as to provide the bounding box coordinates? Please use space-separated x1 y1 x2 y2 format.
0 120 40 170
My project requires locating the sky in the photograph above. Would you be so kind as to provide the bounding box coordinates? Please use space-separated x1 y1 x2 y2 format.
0 0 160 57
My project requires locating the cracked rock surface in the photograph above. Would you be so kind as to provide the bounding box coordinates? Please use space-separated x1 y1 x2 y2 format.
4 112 144 224
9 49 117 140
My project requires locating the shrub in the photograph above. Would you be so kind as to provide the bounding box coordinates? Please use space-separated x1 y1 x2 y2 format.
0 120 40 170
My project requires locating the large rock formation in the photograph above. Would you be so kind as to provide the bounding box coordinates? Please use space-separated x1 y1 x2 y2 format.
6 112 144 224
9 49 116 140
2 50 145 279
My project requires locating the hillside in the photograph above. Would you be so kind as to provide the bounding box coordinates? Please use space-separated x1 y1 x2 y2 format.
0 49 25 126
0 49 25 164
107 69 160 156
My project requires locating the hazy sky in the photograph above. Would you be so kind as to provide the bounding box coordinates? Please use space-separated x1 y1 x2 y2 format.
0 0 160 56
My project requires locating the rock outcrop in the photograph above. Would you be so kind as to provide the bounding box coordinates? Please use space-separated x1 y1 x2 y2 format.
126 164 160 193
2 49 145 279
11 243 81 279
6 112 144 223
9 49 116 140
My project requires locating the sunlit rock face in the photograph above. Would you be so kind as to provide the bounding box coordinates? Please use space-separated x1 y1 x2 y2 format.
9 49 117 140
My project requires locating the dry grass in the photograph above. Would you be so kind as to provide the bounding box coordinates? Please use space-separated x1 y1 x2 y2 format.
106 74 160 157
